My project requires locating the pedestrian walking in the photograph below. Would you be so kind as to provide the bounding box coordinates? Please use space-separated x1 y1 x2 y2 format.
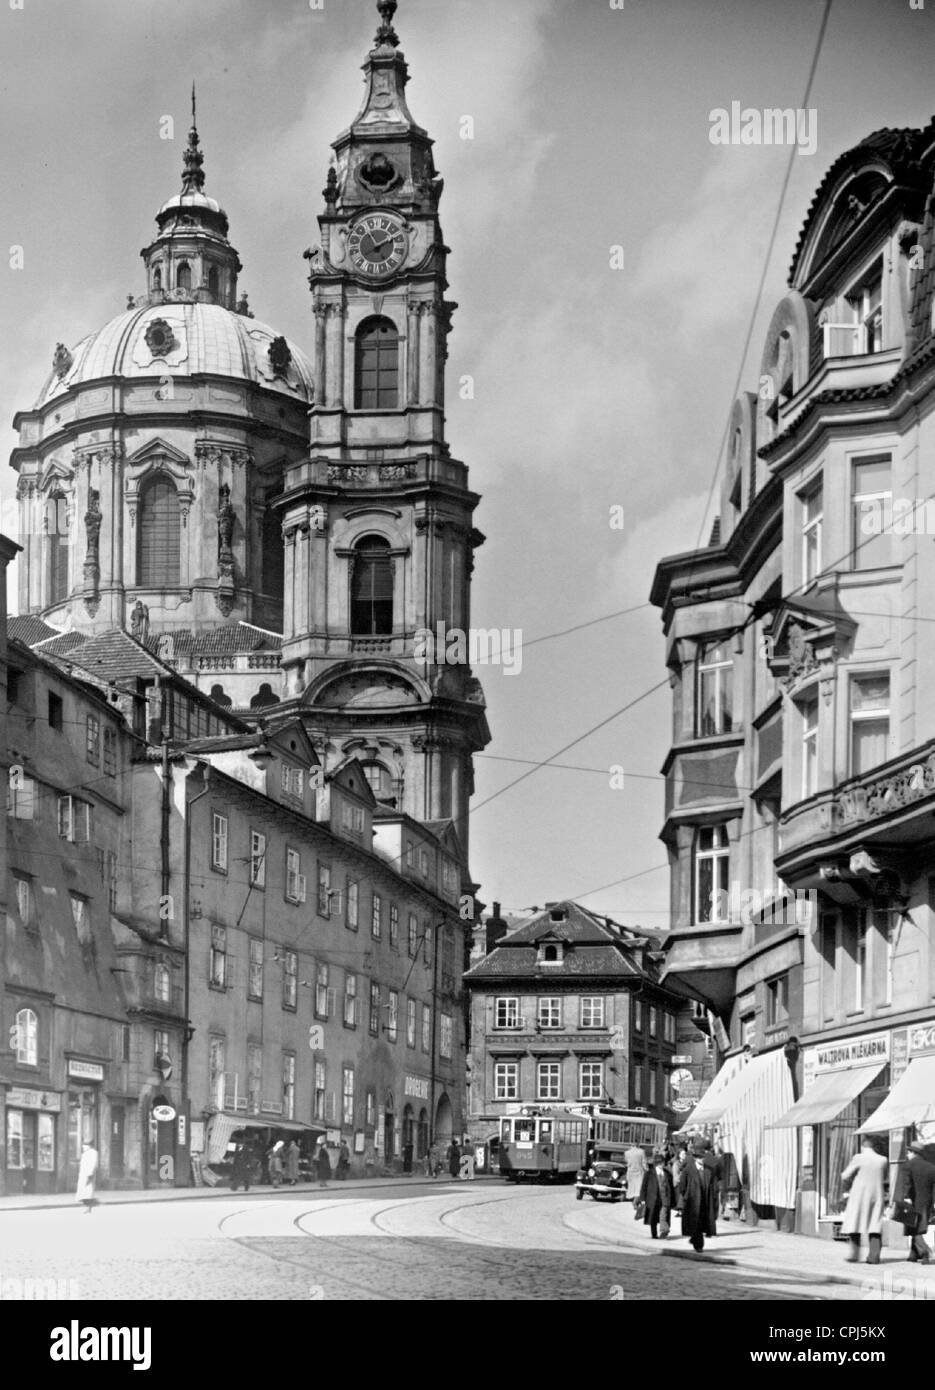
840 1136 887 1265
403 1139 414 1174
75 1141 98 1214
893 1139 935 1263
678 1138 716 1252
625 1141 647 1202
639 1149 675 1239
268 1140 284 1188
284 1138 300 1186
702 1139 723 1235
670 1143 689 1203
447 1138 461 1178
337 1137 351 1180
230 1142 252 1193
317 1139 332 1187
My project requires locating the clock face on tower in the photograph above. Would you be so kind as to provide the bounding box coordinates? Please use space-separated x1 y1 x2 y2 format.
347 212 408 279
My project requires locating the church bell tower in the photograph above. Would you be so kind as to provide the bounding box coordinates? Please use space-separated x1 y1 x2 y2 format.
278 0 489 855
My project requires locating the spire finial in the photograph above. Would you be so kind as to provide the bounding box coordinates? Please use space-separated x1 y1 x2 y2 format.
180 81 205 196
375 0 399 47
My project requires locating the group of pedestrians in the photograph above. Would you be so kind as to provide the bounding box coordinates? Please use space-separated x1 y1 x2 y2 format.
629 1136 724 1253
229 1135 352 1192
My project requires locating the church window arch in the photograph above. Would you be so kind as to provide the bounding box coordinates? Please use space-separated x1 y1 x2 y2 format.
137 473 181 587
152 266 162 292
207 265 220 299
176 261 192 292
361 761 394 802
354 316 399 409
350 534 393 635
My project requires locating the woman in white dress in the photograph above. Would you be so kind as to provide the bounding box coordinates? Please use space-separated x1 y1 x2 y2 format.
75 1142 98 1214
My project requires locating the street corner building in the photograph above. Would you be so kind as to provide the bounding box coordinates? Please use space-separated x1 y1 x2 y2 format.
1 1 484 1194
463 900 701 1150
651 117 935 1239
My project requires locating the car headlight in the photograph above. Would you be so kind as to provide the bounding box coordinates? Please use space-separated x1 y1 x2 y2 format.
611 1170 620 1180
588 1167 596 1177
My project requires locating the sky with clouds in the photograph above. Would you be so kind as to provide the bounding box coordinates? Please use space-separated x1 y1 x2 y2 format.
1 0 933 928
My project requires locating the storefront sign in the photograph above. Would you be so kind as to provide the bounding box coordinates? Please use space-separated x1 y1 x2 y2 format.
152 1103 176 1123
908 1022 935 1057
804 1031 889 1090
891 1028 910 1087
67 1060 104 1082
404 1074 429 1100
5 1087 61 1112
671 1055 693 1065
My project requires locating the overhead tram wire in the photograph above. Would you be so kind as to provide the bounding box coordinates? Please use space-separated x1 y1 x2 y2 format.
685 0 834 566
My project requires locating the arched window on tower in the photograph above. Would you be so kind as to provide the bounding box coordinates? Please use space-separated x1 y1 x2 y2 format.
351 535 393 635
176 262 192 292
152 266 162 292
207 265 220 299
355 317 399 409
261 491 284 597
48 491 69 605
137 474 181 587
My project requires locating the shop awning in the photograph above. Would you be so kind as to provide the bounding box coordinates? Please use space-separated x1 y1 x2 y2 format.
679 1049 798 1209
857 1054 935 1133
678 1052 761 1130
768 1059 887 1128
675 1052 750 1132
205 1113 323 1164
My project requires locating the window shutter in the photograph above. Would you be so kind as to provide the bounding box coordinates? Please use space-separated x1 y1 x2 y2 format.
138 475 181 586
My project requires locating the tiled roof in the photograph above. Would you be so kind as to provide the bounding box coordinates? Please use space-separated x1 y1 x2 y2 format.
35 632 88 656
7 615 59 646
168 623 282 656
65 629 169 681
465 901 656 981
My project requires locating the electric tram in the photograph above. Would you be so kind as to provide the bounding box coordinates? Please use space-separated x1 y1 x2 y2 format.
498 1105 668 1183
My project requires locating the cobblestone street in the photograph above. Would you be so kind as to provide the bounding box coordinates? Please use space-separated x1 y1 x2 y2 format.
0 1182 913 1301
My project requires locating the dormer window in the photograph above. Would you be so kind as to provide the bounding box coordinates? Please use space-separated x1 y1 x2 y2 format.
536 936 564 965
847 263 883 354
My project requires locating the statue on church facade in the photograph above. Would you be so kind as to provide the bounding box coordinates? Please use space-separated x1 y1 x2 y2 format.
130 600 150 644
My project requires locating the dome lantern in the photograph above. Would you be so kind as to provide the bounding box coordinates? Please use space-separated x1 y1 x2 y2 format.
140 84 243 311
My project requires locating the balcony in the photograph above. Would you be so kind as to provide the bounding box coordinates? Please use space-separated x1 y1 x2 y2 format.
127 983 185 1019
777 737 935 887
660 920 744 1014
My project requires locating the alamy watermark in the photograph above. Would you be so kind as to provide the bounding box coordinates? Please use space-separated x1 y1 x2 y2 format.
709 103 818 157
414 624 523 676
706 883 817 928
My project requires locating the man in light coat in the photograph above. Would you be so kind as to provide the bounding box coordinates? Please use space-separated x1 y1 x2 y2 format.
75 1142 98 1214
841 1137 887 1264
625 1143 647 1202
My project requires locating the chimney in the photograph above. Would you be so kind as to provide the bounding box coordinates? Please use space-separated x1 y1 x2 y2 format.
485 901 508 955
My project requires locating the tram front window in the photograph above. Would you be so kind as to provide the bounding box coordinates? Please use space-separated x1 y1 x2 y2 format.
538 1121 553 1142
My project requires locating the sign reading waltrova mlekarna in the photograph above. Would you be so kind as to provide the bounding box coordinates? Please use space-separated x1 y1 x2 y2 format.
803 1031 889 1090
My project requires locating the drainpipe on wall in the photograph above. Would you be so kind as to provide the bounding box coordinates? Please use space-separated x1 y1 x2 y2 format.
428 920 442 1147
182 767 210 1185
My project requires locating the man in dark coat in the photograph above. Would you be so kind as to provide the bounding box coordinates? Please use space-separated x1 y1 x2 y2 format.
894 1140 935 1263
678 1138 717 1252
702 1139 724 1232
448 1139 462 1178
639 1149 675 1239
230 1142 252 1193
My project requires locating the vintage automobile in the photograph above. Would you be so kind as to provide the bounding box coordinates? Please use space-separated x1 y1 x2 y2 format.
575 1159 626 1202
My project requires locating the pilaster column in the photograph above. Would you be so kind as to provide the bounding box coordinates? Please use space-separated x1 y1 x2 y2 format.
407 300 421 406
326 303 345 409
418 301 437 407
313 303 328 406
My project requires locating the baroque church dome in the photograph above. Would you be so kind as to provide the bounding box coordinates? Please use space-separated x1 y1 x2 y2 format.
34 300 314 410
10 92 314 706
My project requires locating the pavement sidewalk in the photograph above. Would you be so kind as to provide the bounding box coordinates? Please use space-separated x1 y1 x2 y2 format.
609 1208 935 1297
0 1173 500 1214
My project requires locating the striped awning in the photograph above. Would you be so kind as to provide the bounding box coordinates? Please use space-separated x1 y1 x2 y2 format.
857 1054 935 1133
768 1060 887 1129
676 1051 750 1131
681 1050 797 1208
